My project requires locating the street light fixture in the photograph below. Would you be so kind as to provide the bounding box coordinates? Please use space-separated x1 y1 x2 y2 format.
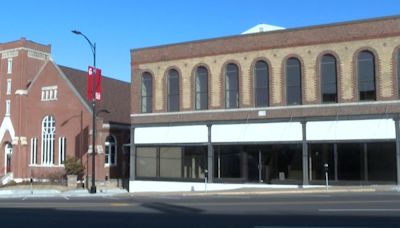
72 30 97 194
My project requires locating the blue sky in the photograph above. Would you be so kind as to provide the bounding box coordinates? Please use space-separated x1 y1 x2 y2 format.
1 0 399 82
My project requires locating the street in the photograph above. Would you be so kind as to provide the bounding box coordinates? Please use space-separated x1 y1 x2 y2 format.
0 191 400 227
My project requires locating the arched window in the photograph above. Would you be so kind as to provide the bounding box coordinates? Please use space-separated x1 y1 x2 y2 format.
141 72 153 113
320 54 338 103
225 63 239 108
195 66 208 110
358 50 376 101
286 58 302 105
41 115 55 165
105 135 116 166
254 60 269 107
167 69 179 112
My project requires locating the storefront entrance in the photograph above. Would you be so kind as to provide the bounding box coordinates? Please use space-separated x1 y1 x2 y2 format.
214 144 303 184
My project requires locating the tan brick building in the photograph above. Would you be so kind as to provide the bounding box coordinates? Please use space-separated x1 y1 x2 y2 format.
0 38 130 188
130 16 400 192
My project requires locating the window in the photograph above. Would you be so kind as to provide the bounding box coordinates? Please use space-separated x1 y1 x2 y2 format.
286 58 302 105
105 135 116 166
160 147 182 178
397 50 400 98
30 138 38 165
7 58 12 74
167 69 180 112
136 146 207 179
41 86 58 101
136 147 157 177
6 79 11 95
41 115 55 165
141 72 153 113
59 137 66 165
195 66 208 110
254 60 269 107
358 51 376 101
5 100 10 116
320 54 338 103
225 63 239 108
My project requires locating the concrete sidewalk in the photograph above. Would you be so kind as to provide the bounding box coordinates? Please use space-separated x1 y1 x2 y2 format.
0 184 127 198
125 185 400 197
0 184 399 198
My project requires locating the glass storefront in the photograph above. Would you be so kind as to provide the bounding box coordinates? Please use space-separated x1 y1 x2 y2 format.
309 142 396 184
136 146 207 180
213 144 303 184
135 141 396 184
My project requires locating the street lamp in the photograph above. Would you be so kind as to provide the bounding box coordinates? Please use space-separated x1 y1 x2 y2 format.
72 30 97 194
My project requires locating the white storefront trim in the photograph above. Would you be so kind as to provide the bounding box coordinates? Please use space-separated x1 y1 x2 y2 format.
129 180 299 193
135 125 208 144
211 122 302 143
306 119 395 141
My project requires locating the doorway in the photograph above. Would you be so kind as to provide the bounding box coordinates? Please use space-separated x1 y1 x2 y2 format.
5 142 12 173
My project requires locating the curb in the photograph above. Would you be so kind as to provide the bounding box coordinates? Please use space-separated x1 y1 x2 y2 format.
181 188 378 196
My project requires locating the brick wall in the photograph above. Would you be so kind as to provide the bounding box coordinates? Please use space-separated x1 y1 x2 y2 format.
131 36 400 113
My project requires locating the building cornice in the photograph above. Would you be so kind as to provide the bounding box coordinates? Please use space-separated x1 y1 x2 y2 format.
0 47 51 61
131 100 400 118
131 16 400 64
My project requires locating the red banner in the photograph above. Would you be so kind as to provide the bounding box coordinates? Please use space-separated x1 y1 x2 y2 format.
87 66 102 101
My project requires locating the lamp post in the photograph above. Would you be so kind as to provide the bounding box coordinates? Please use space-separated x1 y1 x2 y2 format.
72 30 97 194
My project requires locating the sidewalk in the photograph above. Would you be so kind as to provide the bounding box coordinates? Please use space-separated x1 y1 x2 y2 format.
129 185 400 197
0 184 399 198
0 184 127 198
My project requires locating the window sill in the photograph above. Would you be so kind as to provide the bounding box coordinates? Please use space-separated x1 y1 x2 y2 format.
104 164 117 168
29 164 64 168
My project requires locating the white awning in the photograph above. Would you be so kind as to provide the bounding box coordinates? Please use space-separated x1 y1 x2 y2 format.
306 119 395 141
211 122 302 143
135 125 208 144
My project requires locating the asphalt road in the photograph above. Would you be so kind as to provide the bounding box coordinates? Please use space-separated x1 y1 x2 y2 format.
0 192 400 227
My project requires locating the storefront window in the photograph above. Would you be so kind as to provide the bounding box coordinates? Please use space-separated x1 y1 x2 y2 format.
136 146 207 180
160 147 182 178
136 147 157 177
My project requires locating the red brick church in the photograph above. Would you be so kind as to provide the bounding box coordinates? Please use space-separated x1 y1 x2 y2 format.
0 38 130 186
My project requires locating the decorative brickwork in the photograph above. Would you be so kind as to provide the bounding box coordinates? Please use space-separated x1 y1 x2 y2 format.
130 17 400 126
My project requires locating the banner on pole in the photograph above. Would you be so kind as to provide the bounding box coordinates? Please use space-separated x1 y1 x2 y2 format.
88 66 102 101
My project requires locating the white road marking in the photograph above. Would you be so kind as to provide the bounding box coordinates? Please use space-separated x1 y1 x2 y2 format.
319 208 400 212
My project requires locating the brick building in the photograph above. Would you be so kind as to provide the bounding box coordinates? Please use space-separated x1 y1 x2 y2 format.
130 16 400 192
0 38 130 186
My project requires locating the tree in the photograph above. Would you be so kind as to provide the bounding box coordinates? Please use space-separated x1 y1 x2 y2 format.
64 156 84 179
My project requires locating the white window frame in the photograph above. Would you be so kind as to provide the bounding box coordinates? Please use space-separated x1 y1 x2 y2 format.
6 79 11 95
58 137 66 165
104 135 117 167
5 100 10 116
41 115 55 165
7 58 12 74
30 138 38 165
41 86 58 101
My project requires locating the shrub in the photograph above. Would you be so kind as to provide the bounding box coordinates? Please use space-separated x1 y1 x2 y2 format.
64 156 84 179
